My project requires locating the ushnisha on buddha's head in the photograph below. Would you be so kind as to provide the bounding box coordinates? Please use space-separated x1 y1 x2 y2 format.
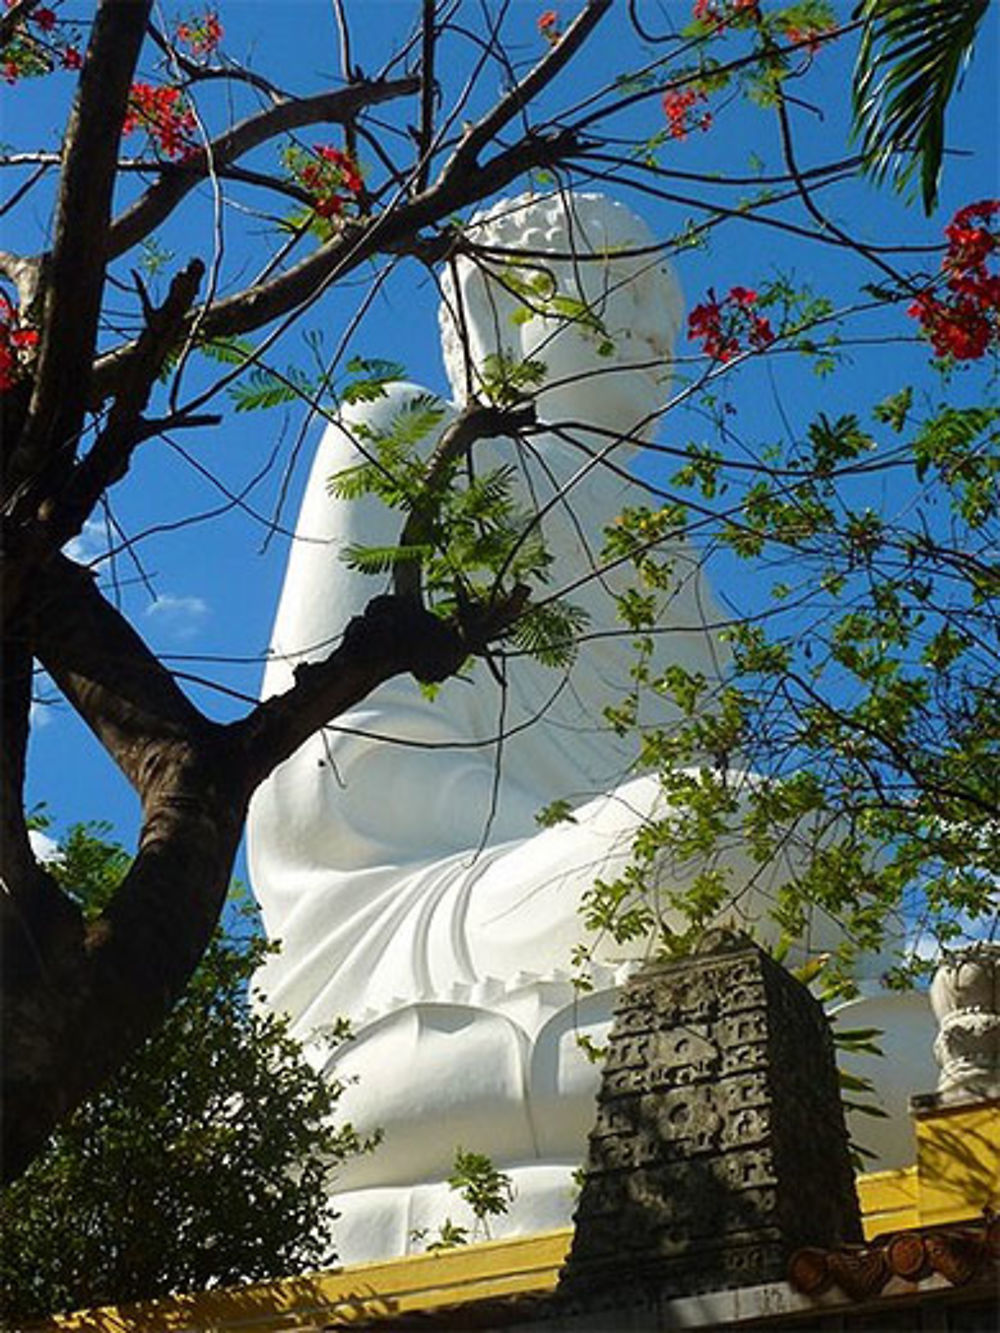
439 191 684 446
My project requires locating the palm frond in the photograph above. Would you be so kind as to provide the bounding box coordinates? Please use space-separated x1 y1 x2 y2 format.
852 0 989 213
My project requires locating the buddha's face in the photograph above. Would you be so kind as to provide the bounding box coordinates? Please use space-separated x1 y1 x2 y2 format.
440 193 683 445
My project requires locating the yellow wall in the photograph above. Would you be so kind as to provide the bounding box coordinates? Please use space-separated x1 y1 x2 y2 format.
31 1099 999 1333
912 1097 1000 1228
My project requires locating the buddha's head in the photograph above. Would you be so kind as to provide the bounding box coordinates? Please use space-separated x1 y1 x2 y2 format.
439 192 683 445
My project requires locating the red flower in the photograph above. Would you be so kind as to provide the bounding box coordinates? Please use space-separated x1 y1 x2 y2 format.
33 6 56 30
316 144 363 195
689 285 774 362
908 198 999 361
124 82 197 159
176 10 223 57
60 45 82 70
693 0 759 30
313 195 345 219
662 87 710 141
749 314 774 349
288 144 363 221
784 26 822 54
538 10 558 31
0 295 39 392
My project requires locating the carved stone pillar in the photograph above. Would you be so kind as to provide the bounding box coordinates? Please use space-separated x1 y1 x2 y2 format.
559 932 862 1303
929 943 1000 1102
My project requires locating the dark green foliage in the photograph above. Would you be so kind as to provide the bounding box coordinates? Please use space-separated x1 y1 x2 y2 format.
852 0 991 212
0 824 368 1325
328 394 590 666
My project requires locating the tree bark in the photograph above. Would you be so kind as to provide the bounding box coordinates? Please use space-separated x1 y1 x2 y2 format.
1 548 523 1179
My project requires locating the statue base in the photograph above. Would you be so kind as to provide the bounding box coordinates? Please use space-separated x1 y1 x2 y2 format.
559 935 863 1301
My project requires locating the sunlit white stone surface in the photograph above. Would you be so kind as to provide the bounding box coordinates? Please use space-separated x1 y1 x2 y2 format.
929 943 1000 1099
248 193 936 1263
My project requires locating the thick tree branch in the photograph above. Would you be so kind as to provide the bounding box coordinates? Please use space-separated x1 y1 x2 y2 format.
32 555 210 792
4 552 248 1181
6 0 152 502
414 0 438 195
233 594 467 786
91 124 581 404
235 576 532 788
107 77 419 259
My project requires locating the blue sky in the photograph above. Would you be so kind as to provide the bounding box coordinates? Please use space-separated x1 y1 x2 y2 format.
4 1 997 884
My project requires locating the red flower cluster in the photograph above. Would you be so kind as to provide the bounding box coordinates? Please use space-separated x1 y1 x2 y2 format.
908 200 1000 361
123 82 197 159
176 10 223 57
0 293 39 392
538 10 560 41
688 285 774 363
1 0 81 82
294 145 363 219
782 25 823 54
693 0 759 29
662 87 712 140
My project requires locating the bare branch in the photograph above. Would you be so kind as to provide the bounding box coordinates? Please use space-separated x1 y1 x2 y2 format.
440 0 611 181
23 260 206 552
145 20 289 102
107 77 420 259
91 123 581 403
0 163 51 222
414 0 438 194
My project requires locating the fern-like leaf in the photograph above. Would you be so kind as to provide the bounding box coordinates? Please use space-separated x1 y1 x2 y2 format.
229 365 315 413
341 542 434 575
510 600 590 668
375 394 446 450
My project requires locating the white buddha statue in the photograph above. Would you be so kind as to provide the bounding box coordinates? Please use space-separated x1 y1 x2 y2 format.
248 193 936 1264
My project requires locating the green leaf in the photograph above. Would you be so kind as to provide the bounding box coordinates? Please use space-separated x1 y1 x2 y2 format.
872 386 913 432
197 335 256 366
510 600 590 669
229 364 315 412
341 542 434 575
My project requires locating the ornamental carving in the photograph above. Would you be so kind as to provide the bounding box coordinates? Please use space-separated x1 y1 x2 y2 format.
560 938 862 1301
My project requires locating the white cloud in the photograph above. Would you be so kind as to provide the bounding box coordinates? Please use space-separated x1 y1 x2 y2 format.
144 593 210 641
64 517 113 564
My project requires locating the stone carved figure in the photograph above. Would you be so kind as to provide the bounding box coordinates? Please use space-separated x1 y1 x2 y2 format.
930 944 1000 1100
248 193 936 1264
